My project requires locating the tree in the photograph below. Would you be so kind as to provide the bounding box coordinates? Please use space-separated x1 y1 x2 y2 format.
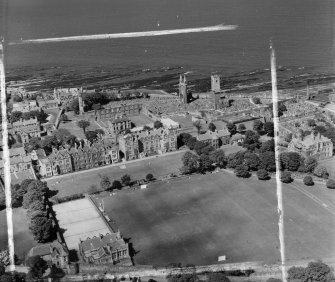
100 176 111 190
234 165 250 178
26 255 48 280
39 135 58 154
280 152 301 171
77 120 90 133
85 131 98 142
226 151 246 169
29 216 54 243
207 272 231 282
304 157 318 173
11 184 26 208
111 180 122 190
326 179 335 189
95 128 105 136
264 122 274 137
199 154 213 172
314 165 329 179
251 97 261 104
181 151 200 174
0 250 10 266
193 120 202 135
259 151 276 172
238 123 246 133
177 133 192 148
0 264 5 276
167 274 198 282
243 130 260 151
226 122 237 136
10 111 22 123
0 193 5 211
20 179 35 193
69 98 79 114
281 171 293 183
194 141 214 155
209 149 226 168
146 173 154 182
59 113 68 123
121 174 132 186
260 139 275 153
154 120 163 129
303 176 314 186
253 120 264 132
143 125 151 131
12 95 23 102
208 122 216 132
244 152 260 171
22 189 45 209
307 119 317 127
186 137 197 150
304 261 335 282
257 169 270 180
24 137 41 153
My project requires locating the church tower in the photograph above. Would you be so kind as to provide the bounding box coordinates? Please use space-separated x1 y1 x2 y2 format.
211 75 221 92
179 74 187 104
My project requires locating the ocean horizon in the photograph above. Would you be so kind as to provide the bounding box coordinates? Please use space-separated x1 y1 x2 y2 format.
1 0 334 75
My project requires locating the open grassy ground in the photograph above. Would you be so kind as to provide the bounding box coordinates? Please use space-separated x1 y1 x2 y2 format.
46 151 184 197
129 114 154 127
319 157 335 178
92 171 335 266
53 198 111 250
0 208 36 260
58 119 101 139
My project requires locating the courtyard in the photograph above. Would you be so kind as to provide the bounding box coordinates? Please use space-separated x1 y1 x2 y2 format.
93 171 335 266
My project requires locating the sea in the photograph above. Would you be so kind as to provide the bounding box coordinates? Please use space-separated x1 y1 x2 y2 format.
1 0 334 75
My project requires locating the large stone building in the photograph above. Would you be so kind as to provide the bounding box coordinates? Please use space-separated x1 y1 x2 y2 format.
12 101 40 113
54 87 83 106
36 98 59 110
118 128 177 160
108 116 132 133
197 129 230 149
288 131 333 160
39 147 73 177
38 141 119 178
78 232 130 265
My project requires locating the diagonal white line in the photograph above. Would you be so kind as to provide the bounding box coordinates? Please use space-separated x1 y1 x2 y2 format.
8 24 238 45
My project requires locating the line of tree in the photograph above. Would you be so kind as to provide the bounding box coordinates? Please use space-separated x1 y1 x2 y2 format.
99 174 133 191
10 109 48 123
21 180 56 243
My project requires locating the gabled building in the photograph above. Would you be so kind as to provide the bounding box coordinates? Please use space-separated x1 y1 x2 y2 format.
39 147 72 177
197 129 230 149
288 131 333 160
78 232 130 265
12 101 40 113
108 115 132 133
27 241 69 268
230 133 245 146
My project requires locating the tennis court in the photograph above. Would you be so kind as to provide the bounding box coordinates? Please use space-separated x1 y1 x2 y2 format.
53 198 111 250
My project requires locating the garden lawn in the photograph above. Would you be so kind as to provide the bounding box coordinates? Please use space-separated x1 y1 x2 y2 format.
0 208 36 260
46 151 184 197
94 171 335 266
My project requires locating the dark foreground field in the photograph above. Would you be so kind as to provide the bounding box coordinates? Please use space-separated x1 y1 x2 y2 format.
95 172 335 266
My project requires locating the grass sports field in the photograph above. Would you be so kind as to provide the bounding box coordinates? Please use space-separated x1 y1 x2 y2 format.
93 171 335 266
46 151 184 197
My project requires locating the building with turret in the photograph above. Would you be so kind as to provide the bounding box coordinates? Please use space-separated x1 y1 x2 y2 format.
288 130 333 160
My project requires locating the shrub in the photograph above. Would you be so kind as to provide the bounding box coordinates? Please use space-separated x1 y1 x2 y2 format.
207 272 231 282
100 176 111 190
234 165 250 178
111 180 122 190
280 171 293 183
146 173 154 182
257 169 270 180
303 176 314 186
314 165 329 179
326 179 335 189
121 174 132 186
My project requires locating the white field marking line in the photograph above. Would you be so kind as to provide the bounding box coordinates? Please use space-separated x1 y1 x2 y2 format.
8 24 238 45
288 183 335 216
0 42 15 271
270 40 287 282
